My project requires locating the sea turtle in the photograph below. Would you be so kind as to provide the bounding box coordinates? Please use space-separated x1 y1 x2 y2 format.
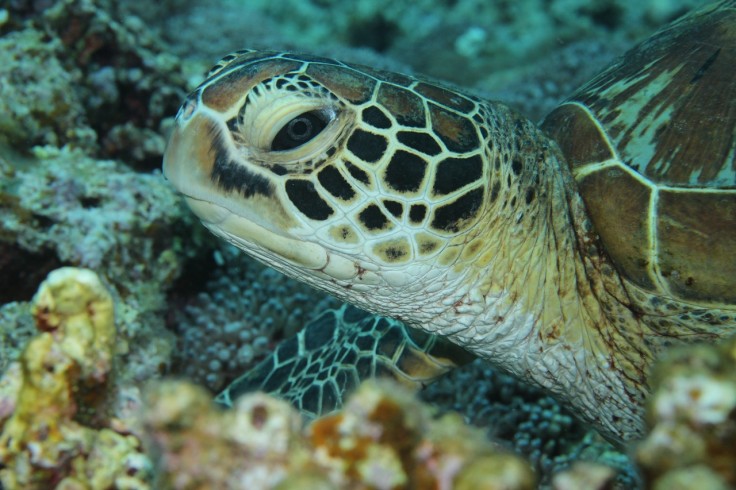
163 1 736 444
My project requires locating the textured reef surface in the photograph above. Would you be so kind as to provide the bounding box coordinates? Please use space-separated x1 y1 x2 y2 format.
0 0 730 489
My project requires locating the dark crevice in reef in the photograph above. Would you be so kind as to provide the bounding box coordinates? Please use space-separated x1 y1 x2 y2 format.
347 14 400 53
0 242 65 303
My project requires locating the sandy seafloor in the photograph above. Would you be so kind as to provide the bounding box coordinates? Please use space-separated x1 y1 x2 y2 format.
0 0 720 488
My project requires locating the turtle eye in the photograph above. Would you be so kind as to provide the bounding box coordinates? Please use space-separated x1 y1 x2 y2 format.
271 110 330 151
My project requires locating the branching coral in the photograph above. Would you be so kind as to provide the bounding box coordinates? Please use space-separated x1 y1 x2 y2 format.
0 267 151 489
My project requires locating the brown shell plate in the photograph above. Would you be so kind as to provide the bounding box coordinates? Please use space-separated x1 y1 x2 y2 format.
541 1 736 306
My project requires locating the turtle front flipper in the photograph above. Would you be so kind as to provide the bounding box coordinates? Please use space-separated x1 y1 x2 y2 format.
215 304 472 418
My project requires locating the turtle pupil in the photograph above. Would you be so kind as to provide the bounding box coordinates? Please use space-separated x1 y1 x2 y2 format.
271 110 328 151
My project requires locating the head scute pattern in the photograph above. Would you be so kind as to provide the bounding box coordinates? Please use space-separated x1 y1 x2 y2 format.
165 4 736 445
184 50 505 267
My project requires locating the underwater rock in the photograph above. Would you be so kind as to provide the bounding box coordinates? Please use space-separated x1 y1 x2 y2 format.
0 28 92 149
2 0 189 168
0 267 151 489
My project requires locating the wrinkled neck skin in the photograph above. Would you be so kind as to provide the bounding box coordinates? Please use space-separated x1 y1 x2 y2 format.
401 105 654 444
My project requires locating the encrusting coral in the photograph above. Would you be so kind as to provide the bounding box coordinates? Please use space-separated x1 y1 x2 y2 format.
635 334 736 489
143 378 537 490
0 267 151 489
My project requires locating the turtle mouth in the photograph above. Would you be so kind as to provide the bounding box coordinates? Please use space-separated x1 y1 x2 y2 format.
182 196 369 283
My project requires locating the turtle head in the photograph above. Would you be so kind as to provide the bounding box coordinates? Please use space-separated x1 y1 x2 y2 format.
164 50 496 317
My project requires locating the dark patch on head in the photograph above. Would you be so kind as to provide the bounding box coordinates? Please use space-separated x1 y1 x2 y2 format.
414 82 475 112
397 131 442 156
409 204 427 223
347 129 388 163
511 158 523 176
376 83 426 128
206 51 277 78
383 200 403 217
384 150 427 192
271 164 288 176
431 187 484 232
201 59 302 111
433 155 483 195
345 161 371 185
362 106 393 129
318 165 356 200
358 204 390 230
211 132 273 198
428 103 479 152
285 179 334 220
525 187 535 204
306 63 376 103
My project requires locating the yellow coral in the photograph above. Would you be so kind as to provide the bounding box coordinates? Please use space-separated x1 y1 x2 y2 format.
0 267 150 489
32 267 116 382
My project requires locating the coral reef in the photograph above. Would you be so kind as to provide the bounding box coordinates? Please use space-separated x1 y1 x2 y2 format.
0 267 151 489
635 334 736 489
0 144 182 386
171 243 341 392
0 27 91 149
2 0 190 168
0 0 196 388
143 378 538 490
0 302 36 375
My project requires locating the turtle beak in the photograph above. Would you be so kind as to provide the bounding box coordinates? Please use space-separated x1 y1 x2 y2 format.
163 101 219 203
